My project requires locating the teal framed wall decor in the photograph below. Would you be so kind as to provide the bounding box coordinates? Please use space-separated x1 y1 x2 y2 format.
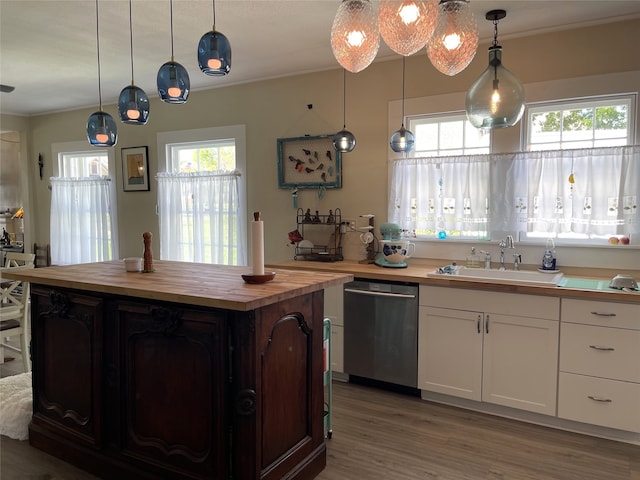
277 135 342 189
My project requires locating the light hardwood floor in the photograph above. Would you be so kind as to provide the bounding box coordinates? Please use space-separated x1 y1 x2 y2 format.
2 353 639 480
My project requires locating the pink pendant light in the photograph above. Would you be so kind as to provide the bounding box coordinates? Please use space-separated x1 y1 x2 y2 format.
379 0 438 56
426 0 478 76
331 0 380 73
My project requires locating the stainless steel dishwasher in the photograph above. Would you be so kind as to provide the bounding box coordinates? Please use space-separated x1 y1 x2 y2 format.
343 279 418 389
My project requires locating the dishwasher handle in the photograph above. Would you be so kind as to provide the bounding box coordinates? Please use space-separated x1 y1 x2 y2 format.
343 288 416 299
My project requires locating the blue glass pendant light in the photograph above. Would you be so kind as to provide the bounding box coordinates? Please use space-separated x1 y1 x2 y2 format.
198 0 231 76
333 69 356 153
465 10 525 129
157 0 190 103
390 57 415 153
87 0 117 147
118 0 149 124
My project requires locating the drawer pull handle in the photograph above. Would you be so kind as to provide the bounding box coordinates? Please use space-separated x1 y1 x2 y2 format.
587 395 612 403
589 345 615 351
590 311 616 317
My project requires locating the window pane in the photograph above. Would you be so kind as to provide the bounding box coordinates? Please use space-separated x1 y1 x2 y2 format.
439 120 463 150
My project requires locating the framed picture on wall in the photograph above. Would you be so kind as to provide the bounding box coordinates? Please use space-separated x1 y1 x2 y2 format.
121 146 150 192
277 135 342 189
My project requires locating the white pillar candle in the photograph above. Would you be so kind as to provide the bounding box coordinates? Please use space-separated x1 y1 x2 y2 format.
251 211 265 275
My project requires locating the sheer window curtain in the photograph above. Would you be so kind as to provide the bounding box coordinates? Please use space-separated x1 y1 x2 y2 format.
389 156 490 238
389 146 638 239
50 176 117 265
157 171 246 265
499 146 639 238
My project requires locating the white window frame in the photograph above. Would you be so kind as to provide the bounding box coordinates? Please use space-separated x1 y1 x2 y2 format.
156 125 247 264
408 111 491 157
392 71 640 247
50 141 119 262
524 94 636 151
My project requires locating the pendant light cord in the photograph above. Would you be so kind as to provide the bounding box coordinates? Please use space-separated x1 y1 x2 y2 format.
95 0 103 110
170 0 175 60
342 69 347 128
492 15 499 47
128 0 134 83
212 0 217 29
401 56 406 128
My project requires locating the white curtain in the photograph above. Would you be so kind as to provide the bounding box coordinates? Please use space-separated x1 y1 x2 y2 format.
389 155 490 239
389 146 639 239
50 176 116 265
157 171 246 265
498 146 639 237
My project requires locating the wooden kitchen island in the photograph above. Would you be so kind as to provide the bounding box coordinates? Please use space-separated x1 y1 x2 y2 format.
4 261 352 480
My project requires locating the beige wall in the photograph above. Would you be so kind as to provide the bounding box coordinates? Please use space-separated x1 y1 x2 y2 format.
5 19 640 270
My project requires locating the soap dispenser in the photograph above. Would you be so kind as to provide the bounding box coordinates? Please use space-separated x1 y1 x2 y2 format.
466 247 482 268
541 238 557 271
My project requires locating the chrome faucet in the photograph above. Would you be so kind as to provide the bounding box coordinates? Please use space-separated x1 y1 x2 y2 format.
479 250 492 269
513 253 522 271
498 235 514 270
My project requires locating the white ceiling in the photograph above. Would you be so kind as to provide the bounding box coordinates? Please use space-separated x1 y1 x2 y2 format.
1 0 640 117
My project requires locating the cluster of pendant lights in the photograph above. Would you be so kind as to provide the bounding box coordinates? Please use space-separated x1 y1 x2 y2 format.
87 0 231 147
330 0 525 153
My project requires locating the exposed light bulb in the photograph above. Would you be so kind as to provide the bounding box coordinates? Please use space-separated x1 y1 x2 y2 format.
167 86 182 97
399 4 420 24
490 82 500 114
443 32 461 50
347 30 366 47
126 108 140 120
96 133 109 143
208 58 222 69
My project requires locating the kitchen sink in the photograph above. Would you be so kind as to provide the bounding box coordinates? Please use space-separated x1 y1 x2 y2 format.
428 266 564 286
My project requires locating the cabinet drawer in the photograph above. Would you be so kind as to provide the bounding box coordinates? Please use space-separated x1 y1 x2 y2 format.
558 372 640 433
560 323 640 382
561 298 640 330
421 286 559 320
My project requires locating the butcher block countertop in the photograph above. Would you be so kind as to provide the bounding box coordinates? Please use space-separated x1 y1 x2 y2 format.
269 259 640 303
2 260 353 311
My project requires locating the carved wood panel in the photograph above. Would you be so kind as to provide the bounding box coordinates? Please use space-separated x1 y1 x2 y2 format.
113 300 228 479
30 286 104 447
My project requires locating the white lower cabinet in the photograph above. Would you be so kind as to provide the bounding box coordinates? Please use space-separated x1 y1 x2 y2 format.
558 298 640 433
324 284 344 373
419 286 560 416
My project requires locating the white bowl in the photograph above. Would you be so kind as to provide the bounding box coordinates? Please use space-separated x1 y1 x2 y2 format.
124 257 142 272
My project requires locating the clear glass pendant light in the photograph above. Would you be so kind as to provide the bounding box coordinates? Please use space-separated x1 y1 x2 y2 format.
465 10 525 129
331 0 380 73
197 0 231 76
379 0 438 56
118 0 149 124
390 57 415 153
87 0 117 147
426 0 478 76
333 69 356 153
157 0 190 103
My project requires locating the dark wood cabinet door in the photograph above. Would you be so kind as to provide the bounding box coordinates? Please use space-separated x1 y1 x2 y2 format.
30 286 104 447
231 291 326 480
110 300 228 479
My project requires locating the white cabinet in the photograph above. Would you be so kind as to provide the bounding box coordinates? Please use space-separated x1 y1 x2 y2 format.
324 284 344 373
558 299 640 433
419 286 560 416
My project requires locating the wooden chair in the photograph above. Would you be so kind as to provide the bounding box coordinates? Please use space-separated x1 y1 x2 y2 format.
4 252 35 269
0 261 33 372
33 243 51 268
